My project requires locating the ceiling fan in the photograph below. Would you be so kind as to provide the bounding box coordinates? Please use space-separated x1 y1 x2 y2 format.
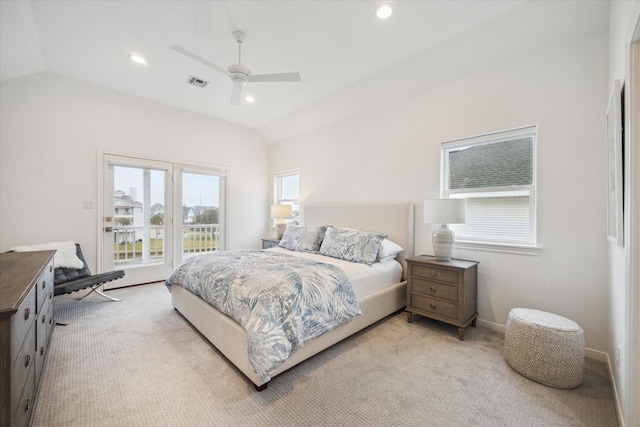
171 31 301 105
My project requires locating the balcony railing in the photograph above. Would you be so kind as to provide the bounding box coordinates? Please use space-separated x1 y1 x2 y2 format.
113 224 220 266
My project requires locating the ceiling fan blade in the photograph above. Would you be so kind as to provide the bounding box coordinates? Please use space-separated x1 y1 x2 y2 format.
170 45 229 76
230 81 244 105
247 72 301 83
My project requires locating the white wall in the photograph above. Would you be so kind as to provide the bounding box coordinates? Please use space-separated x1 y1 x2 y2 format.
271 30 610 352
0 72 269 270
608 1 640 425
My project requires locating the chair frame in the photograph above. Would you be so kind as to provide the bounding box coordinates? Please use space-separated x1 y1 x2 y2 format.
54 243 125 302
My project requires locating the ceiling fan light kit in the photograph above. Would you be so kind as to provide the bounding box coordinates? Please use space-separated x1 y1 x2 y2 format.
172 30 301 105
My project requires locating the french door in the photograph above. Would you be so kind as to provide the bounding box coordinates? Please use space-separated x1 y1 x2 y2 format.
173 164 227 264
101 154 227 288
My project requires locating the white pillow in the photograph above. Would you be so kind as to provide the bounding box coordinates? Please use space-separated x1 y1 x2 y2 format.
9 241 84 269
377 239 404 260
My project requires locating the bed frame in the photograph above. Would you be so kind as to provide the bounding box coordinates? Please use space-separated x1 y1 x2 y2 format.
171 202 414 390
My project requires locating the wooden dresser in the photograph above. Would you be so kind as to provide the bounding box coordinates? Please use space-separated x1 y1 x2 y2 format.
0 251 56 427
405 255 478 341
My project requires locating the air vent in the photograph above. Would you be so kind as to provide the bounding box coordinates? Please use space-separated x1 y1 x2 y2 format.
186 76 209 88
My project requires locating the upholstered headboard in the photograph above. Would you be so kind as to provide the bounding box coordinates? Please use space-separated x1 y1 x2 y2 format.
302 202 414 280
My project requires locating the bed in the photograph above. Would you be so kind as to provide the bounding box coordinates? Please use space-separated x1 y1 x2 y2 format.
168 202 414 390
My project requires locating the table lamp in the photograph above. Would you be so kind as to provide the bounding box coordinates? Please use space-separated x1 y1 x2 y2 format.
271 205 293 239
423 199 466 261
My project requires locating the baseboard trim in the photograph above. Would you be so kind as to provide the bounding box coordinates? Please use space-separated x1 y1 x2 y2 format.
477 319 607 361
605 352 626 427
477 317 622 424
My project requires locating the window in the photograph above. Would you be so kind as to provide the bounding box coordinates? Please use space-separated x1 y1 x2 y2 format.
442 126 536 248
274 170 300 225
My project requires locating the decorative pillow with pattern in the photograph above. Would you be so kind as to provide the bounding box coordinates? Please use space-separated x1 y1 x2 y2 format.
278 226 327 253
319 226 387 265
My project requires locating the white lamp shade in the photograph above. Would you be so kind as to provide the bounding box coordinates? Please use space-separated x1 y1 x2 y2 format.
423 199 466 224
270 205 292 219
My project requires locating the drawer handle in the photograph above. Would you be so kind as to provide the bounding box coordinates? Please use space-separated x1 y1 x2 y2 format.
430 303 437 310
24 398 31 413
50 292 53 299
42 314 46 324
42 280 47 289
24 308 31 321
430 270 437 277
50 265 53 272
430 286 437 293
24 354 31 367
40 346 45 356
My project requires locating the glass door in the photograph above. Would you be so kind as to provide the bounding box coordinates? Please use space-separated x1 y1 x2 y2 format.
174 165 227 263
102 155 174 288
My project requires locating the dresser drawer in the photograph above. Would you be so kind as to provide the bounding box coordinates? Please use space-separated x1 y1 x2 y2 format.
11 286 36 364
36 305 50 382
37 260 54 312
411 294 458 321
44 291 54 344
12 322 35 414
12 362 35 427
46 300 55 344
411 278 458 303
412 265 458 285
36 293 54 379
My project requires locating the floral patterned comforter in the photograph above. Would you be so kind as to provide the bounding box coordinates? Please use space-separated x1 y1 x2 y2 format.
165 249 361 382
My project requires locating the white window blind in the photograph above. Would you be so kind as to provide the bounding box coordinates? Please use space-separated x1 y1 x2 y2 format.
442 126 536 247
451 196 530 243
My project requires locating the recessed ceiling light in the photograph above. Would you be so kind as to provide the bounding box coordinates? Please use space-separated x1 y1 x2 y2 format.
129 53 147 65
375 4 393 19
245 95 255 103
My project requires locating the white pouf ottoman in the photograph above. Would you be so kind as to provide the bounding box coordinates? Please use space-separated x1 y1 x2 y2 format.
504 308 584 389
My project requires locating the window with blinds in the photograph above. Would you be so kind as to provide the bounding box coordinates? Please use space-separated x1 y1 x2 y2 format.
442 126 536 247
274 170 300 226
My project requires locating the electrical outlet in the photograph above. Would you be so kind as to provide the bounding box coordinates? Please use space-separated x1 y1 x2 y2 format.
616 345 621 367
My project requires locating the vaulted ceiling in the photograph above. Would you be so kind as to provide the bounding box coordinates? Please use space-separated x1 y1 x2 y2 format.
0 1 608 143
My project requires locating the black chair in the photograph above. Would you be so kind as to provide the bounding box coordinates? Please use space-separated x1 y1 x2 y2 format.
54 243 125 302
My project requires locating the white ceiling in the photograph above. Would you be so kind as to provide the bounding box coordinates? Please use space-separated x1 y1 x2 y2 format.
0 1 608 143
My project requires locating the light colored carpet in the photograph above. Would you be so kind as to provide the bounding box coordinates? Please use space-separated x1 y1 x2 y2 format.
32 283 619 426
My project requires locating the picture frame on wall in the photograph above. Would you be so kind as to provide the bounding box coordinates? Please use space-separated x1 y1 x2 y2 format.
606 79 624 246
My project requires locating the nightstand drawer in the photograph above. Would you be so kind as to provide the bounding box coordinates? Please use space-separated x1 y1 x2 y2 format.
412 265 458 285
261 239 280 249
411 278 458 303
411 294 458 320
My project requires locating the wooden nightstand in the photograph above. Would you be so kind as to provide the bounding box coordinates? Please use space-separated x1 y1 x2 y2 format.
405 255 479 341
261 238 280 249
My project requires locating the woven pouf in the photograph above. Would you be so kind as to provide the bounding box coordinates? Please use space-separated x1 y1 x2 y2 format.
504 308 584 389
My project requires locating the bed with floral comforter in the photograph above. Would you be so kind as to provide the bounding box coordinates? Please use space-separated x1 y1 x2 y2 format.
165 249 361 382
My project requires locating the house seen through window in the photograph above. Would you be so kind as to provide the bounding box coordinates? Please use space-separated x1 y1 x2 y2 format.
442 126 536 247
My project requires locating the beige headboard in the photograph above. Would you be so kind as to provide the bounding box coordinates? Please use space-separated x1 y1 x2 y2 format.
302 202 415 280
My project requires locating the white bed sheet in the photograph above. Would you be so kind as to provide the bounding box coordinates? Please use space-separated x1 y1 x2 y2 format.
265 247 403 299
